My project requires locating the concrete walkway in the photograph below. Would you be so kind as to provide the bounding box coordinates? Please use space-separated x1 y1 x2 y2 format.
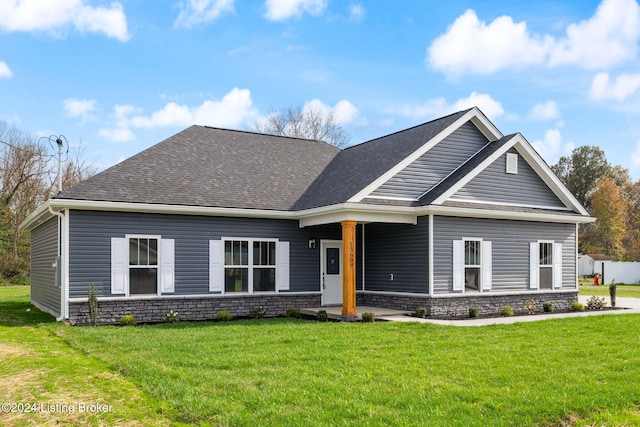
377 296 640 326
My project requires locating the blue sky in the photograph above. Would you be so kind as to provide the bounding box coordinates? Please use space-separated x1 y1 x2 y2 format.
2 0 640 179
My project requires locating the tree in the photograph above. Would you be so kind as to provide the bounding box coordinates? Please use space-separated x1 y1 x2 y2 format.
581 177 627 259
551 146 611 210
0 121 94 284
252 105 349 148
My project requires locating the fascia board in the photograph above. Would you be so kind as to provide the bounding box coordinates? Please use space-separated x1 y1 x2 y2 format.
347 107 503 204
419 205 595 224
512 138 590 216
44 199 296 220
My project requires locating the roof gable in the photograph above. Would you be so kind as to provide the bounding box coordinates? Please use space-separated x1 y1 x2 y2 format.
291 108 478 210
57 125 339 211
420 133 589 215
449 147 567 209
368 121 490 201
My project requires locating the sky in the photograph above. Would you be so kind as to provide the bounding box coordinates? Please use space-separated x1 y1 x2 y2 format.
2 0 640 179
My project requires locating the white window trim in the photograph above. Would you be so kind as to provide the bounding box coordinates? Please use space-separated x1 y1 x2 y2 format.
221 237 279 295
125 234 163 297
454 237 492 294
463 237 483 293
531 240 563 291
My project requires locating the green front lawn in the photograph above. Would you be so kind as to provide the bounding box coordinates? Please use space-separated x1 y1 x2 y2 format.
3 285 640 426
579 284 640 298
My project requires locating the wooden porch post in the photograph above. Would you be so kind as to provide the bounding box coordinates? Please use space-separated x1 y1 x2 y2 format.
341 220 357 320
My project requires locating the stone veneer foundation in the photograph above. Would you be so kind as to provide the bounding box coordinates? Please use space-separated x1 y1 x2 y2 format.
357 291 578 318
69 291 578 325
69 293 322 326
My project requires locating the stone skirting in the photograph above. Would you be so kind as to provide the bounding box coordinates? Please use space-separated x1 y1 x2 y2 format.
357 291 578 319
69 293 321 325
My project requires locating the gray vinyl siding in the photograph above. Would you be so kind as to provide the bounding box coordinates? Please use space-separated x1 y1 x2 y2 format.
30 217 61 316
68 210 341 298
364 217 429 293
433 216 576 294
451 148 566 208
371 122 489 199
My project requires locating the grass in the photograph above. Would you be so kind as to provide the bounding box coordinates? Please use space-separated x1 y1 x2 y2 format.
0 286 178 426
578 276 640 298
3 285 640 426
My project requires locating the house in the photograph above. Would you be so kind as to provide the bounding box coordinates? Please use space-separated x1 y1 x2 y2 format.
578 254 611 277
20 107 594 324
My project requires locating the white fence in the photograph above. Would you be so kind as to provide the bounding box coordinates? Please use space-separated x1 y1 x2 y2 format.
601 261 640 285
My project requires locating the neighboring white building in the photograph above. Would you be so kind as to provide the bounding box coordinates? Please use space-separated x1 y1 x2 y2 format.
578 254 611 277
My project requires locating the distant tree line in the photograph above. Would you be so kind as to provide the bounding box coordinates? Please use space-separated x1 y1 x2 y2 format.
552 146 640 261
0 121 94 285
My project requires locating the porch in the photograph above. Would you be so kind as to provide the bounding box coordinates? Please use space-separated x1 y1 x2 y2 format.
299 305 410 321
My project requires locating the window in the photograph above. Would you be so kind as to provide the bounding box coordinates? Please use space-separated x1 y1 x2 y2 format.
539 242 553 290
529 240 562 290
453 239 492 293
464 240 481 291
223 239 277 293
129 237 158 295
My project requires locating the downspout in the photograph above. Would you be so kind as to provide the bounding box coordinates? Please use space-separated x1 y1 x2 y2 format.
48 204 66 322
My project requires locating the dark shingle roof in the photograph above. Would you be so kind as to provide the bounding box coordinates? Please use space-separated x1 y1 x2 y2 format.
292 109 472 210
57 125 340 211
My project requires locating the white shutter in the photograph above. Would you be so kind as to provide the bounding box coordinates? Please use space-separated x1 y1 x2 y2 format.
161 239 175 293
209 240 223 293
111 237 126 295
452 240 464 292
553 242 563 289
276 241 290 292
481 241 492 291
529 242 539 290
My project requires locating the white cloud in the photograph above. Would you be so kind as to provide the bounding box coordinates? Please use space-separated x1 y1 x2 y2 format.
349 4 365 22
528 101 560 120
548 0 640 69
427 0 640 75
0 61 12 78
397 92 504 121
174 0 234 29
62 98 96 122
589 72 640 100
303 99 359 124
532 128 575 164
264 0 327 21
0 0 130 41
99 88 257 142
427 9 550 75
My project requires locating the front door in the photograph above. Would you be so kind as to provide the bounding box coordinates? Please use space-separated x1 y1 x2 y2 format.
321 240 342 306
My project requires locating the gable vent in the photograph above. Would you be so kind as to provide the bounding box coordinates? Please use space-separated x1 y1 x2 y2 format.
506 153 518 174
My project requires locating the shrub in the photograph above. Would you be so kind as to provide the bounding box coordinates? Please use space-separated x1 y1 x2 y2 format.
415 307 428 318
521 299 537 315
88 284 98 326
571 302 585 312
119 315 136 326
586 296 606 310
609 281 617 308
361 312 375 323
500 306 514 317
216 311 232 322
249 306 266 318
286 308 300 318
542 302 554 313
468 306 479 318
162 310 180 323
317 310 328 322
